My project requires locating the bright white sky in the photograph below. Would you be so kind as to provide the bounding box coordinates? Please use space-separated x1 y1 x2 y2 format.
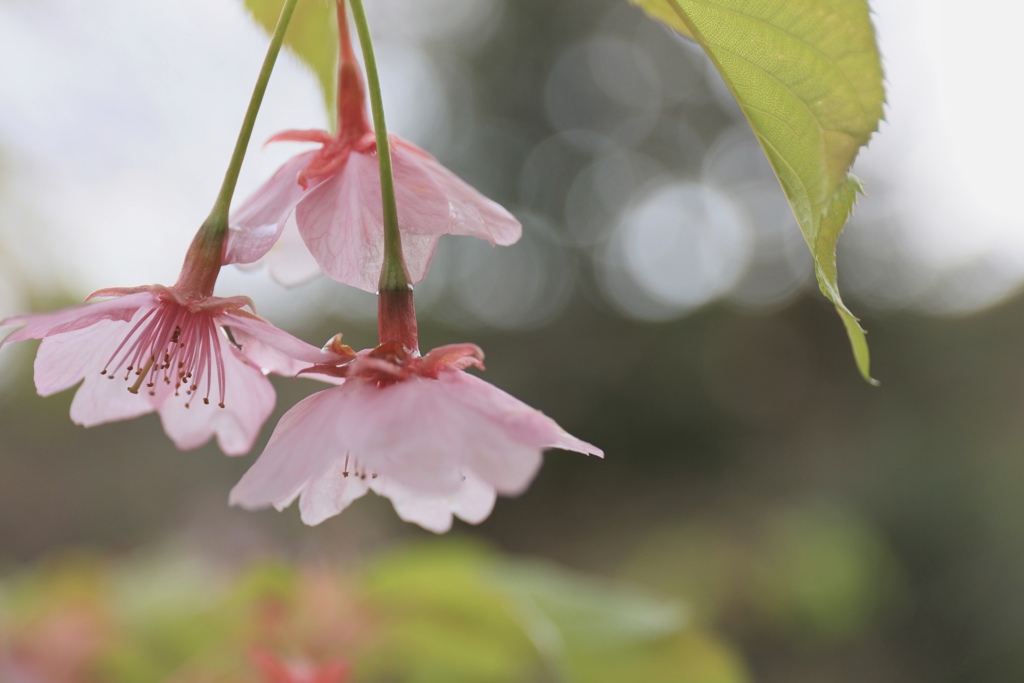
0 0 323 312
853 0 1024 312
0 0 1021 321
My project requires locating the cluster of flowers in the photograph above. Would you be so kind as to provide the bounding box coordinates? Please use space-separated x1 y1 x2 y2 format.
0 0 600 533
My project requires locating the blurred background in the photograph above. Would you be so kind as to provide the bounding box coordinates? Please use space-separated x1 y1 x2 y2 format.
1 0 1023 680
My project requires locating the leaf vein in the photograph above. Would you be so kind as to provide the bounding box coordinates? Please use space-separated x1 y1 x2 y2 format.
678 0 877 125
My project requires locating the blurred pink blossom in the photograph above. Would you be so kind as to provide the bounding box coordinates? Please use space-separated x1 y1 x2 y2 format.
223 4 520 290
251 649 349 683
0 600 109 683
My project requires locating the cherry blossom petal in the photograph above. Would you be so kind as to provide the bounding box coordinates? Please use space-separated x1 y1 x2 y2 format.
451 471 500 525
294 150 448 292
356 376 545 495
30 304 167 426
374 478 458 534
226 135 521 290
417 342 485 377
297 461 371 526
0 293 154 347
264 215 324 287
399 233 447 289
157 338 275 455
230 390 352 507
293 157 381 292
389 144 459 235
393 139 522 246
220 310 335 377
32 320 129 396
224 151 318 266
442 371 603 456
232 380 474 515
338 379 487 492
70 369 161 427
452 434 542 497
292 462 497 532
372 470 497 533
265 129 333 145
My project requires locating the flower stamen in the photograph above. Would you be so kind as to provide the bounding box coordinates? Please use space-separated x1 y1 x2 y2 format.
340 452 376 480
99 299 229 409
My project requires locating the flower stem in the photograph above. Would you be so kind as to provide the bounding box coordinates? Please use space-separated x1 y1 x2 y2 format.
347 0 409 293
207 0 299 233
177 0 299 297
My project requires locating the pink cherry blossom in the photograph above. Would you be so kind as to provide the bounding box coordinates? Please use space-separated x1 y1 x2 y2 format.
223 4 521 291
230 340 602 533
0 285 334 456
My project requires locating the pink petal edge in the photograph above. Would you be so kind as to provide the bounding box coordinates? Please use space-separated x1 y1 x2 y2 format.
392 138 522 246
0 292 156 348
224 151 318 266
219 310 341 377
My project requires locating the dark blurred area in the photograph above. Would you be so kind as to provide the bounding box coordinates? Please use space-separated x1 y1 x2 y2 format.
1 0 1021 681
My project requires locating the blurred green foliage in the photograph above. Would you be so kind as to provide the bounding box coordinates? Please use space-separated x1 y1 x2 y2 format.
620 501 906 645
0 541 747 682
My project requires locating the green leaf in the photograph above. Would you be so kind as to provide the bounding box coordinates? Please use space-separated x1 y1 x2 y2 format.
485 560 684 653
569 630 750 683
485 560 693 681
359 542 535 682
628 0 694 38
242 0 337 120
636 0 884 382
815 175 875 384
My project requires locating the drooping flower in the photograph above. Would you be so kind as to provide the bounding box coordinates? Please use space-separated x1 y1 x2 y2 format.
0 225 337 455
224 0 521 291
230 290 602 533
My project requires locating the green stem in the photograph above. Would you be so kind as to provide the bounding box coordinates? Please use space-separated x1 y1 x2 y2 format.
206 0 299 230
348 0 409 292
176 0 299 298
